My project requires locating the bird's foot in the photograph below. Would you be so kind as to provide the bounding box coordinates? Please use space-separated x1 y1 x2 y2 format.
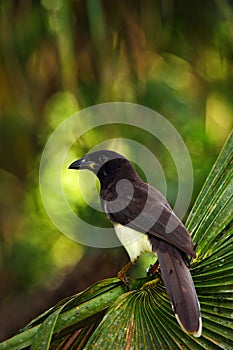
117 261 133 288
147 260 159 276
117 272 129 287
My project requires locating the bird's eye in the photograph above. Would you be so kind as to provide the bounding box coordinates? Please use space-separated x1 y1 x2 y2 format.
99 154 108 163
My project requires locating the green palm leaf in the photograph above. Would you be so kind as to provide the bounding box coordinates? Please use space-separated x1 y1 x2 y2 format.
0 131 232 350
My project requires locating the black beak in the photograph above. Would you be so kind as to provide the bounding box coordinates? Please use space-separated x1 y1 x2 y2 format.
69 158 84 170
69 158 97 171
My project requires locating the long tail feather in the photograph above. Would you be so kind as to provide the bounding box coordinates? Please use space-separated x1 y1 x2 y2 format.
156 240 202 337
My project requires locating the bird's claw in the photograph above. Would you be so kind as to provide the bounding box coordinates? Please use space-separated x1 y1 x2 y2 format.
117 271 129 288
117 261 133 289
147 261 159 276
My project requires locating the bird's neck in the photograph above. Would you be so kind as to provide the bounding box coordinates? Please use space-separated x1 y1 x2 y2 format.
99 172 142 202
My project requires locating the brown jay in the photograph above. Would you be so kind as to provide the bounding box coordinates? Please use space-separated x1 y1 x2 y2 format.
69 150 202 337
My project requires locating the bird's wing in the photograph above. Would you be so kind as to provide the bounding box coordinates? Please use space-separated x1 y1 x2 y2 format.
103 183 195 257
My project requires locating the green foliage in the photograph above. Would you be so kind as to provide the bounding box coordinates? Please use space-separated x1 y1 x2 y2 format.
0 0 233 342
0 132 232 350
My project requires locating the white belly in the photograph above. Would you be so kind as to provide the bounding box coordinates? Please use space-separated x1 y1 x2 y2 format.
114 223 154 262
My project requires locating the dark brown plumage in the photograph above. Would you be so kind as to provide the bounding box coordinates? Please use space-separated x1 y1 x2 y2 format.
69 150 202 337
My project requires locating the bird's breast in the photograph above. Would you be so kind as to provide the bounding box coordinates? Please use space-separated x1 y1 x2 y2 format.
114 223 154 262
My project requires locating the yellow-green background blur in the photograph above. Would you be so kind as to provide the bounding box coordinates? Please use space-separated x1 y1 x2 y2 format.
0 0 232 341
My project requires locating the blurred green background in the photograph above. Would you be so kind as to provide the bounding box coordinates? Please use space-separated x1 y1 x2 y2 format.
0 0 232 341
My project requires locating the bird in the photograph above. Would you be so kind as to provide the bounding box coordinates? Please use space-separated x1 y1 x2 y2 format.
69 150 202 337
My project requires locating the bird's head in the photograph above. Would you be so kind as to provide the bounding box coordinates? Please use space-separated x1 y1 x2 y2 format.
69 150 137 186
